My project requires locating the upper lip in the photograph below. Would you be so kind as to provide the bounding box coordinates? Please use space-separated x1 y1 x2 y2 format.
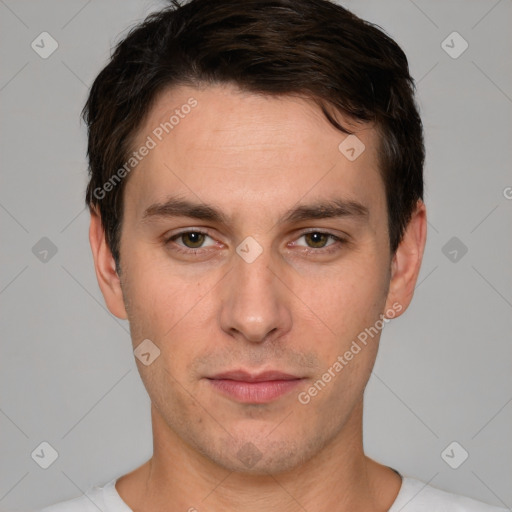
208 370 302 382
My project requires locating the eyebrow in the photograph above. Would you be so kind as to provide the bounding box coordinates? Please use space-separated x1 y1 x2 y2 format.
141 195 369 225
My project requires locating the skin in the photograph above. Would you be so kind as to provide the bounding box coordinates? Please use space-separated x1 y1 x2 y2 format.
90 83 427 512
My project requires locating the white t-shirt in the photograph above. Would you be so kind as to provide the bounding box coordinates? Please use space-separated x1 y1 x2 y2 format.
37 475 507 512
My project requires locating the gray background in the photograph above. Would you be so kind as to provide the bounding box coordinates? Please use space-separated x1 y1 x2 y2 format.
1 0 511 510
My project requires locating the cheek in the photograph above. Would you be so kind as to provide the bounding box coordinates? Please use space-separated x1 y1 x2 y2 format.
121 245 202 330
303 255 389 403
299 256 388 346
121 261 215 377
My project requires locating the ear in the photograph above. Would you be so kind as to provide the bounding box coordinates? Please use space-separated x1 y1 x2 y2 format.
384 200 427 317
89 208 128 320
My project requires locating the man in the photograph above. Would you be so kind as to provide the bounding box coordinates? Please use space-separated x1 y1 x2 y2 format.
40 0 506 510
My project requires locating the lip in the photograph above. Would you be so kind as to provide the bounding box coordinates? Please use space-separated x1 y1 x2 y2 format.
207 370 304 403
209 370 301 382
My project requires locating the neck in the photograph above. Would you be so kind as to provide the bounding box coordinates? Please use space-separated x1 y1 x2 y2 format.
116 400 402 512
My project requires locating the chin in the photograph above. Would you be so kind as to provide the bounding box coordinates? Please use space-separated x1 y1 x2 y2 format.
192 430 324 476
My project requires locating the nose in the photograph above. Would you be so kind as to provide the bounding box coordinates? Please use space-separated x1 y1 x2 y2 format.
219 246 293 344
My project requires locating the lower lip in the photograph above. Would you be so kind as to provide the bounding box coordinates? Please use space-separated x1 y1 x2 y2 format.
207 378 302 403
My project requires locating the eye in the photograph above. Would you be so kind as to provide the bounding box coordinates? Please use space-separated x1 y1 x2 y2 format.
166 230 216 252
299 232 334 248
293 231 345 253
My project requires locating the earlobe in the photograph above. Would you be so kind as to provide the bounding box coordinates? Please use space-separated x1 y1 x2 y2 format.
89 209 128 320
384 200 427 317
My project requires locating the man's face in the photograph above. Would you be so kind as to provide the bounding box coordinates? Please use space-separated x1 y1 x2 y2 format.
113 84 398 473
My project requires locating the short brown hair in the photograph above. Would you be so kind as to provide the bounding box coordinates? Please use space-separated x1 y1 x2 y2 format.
83 0 424 269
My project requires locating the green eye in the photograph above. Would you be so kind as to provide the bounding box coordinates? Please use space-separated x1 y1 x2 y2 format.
304 232 331 248
166 230 215 253
180 232 206 248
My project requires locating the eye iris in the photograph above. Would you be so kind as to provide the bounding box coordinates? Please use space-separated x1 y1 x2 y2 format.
182 232 205 248
305 232 328 248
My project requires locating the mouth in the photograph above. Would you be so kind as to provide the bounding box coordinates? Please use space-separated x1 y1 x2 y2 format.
206 370 304 404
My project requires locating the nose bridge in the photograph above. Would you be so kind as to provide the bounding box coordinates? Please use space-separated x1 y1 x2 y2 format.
219 238 291 343
234 246 276 299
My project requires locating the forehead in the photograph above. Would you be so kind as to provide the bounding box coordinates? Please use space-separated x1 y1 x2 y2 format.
125 84 385 222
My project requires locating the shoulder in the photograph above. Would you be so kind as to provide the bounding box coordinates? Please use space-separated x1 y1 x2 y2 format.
390 476 508 512
36 478 130 512
37 493 101 512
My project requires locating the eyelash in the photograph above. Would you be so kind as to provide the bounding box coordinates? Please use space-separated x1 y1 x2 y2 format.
164 229 346 256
